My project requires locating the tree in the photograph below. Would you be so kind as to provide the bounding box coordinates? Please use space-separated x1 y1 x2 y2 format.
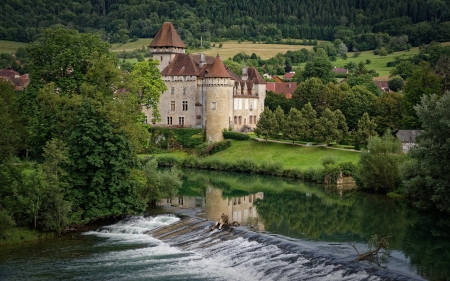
292 77 325 111
300 103 317 141
354 132 405 192
354 112 378 148
379 47 388 56
338 43 348 59
314 108 342 145
273 106 285 139
346 73 381 96
388 76 404 92
254 107 277 141
128 59 167 119
374 92 403 135
389 61 416 80
300 48 336 84
67 101 145 222
341 86 378 131
27 28 113 94
283 108 306 145
264 91 293 113
401 93 450 213
402 62 442 129
0 81 23 163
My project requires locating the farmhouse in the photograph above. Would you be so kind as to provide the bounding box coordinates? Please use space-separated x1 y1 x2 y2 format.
144 22 266 142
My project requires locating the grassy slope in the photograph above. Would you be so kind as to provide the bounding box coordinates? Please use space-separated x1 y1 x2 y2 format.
208 139 360 170
0 40 28 53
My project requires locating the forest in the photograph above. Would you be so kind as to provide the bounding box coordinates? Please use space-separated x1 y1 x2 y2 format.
1 0 450 48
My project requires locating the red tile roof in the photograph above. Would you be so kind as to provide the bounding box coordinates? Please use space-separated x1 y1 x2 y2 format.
0 68 30 90
149 22 186 49
206 56 231 78
266 82 297 98
283 72 295 79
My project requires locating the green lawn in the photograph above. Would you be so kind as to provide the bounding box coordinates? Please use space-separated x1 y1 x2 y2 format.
0 40 28 53
208 139 360 170
111 39 153 52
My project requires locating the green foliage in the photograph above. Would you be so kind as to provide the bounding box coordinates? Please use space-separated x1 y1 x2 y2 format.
300 49 336 84
149 128 203 149
258 160 284 176
223 131 250 140
402 62 442 129
67 101 145 222
314 108 343 145
254 107 277 141
283 107 307 145
195 140 232 157
341 86 378 131
156 155 182 167
401 93 450 213
0 209 16 235
354 112 378 148
321 155 337 166
338 161 357 176
354 132 405 192
374 92 403 135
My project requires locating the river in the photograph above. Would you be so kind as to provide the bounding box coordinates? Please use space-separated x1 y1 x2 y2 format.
0 169 448 280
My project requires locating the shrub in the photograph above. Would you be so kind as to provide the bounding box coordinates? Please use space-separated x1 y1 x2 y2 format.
181 155 200 168
234 158 259 173
321 155 337 166
324 164 341 184
223 131 250 140
194 140 232 157
156 155 181 167
290 168 303 179
338 162 357 176
258 160 284 176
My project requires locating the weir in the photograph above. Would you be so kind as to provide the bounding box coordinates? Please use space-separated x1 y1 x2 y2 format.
146 215 424 281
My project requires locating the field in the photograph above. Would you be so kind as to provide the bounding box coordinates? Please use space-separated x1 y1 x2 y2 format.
0 40 28 53
111 39 153 52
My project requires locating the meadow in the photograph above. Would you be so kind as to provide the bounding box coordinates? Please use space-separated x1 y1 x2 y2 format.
0 40 28 53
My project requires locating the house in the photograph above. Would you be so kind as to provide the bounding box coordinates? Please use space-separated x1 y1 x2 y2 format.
396 130 420 152
374 80 390 93
0 67 30 90
144 22 266 142
332 67 348 74
271 76 283 83
283 72 295 81
266 82 297 99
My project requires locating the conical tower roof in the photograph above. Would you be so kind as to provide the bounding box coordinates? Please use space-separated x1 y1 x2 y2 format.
206 55 231 78
149 22 186 48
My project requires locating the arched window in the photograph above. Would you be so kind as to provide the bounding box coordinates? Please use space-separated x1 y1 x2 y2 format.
239 116 242 124
249 116 252 124
234 116 237 124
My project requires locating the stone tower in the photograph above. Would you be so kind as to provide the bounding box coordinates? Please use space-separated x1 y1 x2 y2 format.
204 56 233 142
149 22 186 71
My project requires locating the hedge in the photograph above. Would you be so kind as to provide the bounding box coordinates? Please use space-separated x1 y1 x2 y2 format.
223 131 250 140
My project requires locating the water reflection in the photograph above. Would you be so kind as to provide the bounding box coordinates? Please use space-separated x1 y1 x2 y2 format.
163 169 450 281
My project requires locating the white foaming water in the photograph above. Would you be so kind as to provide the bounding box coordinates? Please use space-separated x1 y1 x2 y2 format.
79 215 384 281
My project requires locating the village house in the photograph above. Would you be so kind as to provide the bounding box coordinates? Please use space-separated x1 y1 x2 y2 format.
332 67 348 75
144 22 266 142
266 82 297 99
396 130 420 152
0 67 30 90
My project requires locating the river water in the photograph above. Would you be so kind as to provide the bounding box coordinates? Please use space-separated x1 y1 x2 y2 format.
0 170 448 281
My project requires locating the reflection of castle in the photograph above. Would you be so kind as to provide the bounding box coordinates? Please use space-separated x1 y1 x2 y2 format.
162 185 265 230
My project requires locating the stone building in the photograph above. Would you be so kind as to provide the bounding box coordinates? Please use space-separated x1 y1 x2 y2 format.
143 22 266 142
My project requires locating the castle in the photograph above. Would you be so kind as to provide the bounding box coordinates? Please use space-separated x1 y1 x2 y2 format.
143 22 266 142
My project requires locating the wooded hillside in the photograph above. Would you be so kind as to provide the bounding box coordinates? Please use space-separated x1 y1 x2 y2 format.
1 0 449 47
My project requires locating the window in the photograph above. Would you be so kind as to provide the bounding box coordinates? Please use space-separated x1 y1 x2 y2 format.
182 101 188 111
171 101 175 111
167 116 172 125
212 102 217 110
171 87 174 95
244 99 249 109
239 116 242 124
249 116 252 124
179 117 184 126
234 116 237 124
183 87 187 95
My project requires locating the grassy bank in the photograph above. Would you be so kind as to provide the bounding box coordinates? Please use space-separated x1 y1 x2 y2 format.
1 227 54 245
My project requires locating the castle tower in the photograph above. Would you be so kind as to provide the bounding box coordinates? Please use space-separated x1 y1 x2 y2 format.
204 56 233 142
149 22 186 71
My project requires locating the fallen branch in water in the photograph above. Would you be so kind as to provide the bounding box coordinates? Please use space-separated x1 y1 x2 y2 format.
349 234 392 268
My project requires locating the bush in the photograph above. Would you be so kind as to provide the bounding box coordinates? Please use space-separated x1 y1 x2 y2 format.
156 155 181 167
195 140 232 157
258 160 284 176
338 162 357 176
223 131 250 140
181 155 200 168
321 155 337 166
234 158 258 173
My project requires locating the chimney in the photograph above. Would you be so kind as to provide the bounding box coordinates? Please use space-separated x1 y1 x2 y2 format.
199 53 206 68
242 67 248 81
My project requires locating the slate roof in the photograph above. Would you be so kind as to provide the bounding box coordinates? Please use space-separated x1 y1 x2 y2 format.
247 67 266 84
396 130 420 143
149 22 186 48
161 54 200 76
